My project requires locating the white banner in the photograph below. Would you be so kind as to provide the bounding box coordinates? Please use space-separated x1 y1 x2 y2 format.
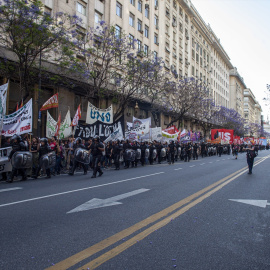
46 111 72 139
86 102 113 125
151 127 162 141
46 111 57 139
0 83 8 132
133 116 151 127
0 147 12 172
104 126 124 143
162 131 180 142
2 99 32 137
59 110 72 139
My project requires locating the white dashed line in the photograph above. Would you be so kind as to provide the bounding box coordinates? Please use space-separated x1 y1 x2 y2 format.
209 162 213 163
189 165 195 168
0 187 22 193
174 168 183 171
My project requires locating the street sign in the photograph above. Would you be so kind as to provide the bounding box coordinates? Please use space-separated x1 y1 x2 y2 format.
67 188 150 213
229 199 270 208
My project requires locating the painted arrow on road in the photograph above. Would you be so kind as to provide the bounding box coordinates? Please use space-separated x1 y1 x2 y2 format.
229 199 270 208
67 188 150 213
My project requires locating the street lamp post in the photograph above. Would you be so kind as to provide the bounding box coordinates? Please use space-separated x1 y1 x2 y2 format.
37 49 42 138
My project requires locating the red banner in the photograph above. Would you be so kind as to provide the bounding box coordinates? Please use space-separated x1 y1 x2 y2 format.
70 104 81 127
40 93 59 111
163 125 179 134
211 129 234 144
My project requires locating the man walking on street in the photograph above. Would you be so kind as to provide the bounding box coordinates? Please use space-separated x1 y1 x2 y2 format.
246 143 256 175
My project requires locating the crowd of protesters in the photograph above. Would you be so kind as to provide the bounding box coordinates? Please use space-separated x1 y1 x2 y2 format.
0 134 269 183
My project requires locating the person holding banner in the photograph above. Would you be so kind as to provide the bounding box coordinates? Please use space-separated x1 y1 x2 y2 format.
7 135 27 183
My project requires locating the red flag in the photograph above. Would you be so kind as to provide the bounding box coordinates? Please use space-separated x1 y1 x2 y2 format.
20 100 23 108
40 93 59 111
16 103 19 111
70 104 81 127
54 113 61 137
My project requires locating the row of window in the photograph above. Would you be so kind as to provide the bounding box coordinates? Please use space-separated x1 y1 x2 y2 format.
117 1 149 19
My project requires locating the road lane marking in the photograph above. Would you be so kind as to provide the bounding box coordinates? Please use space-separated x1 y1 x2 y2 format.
174 168 183 171
77 157 269 270
47 158 270 270
200 163 205 165
0 172 164 208
0 187 22 193
67 189 150 213
189 165 195 168
209 162 213 163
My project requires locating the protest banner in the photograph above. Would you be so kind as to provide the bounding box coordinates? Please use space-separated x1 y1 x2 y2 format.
75 116 124 141
211 129 234 144
86 102 113 125
2 99 32 137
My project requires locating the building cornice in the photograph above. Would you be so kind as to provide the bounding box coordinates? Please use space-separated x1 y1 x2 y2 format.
229 67 247 89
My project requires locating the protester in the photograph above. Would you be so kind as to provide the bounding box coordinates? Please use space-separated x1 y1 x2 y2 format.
246 143 257 175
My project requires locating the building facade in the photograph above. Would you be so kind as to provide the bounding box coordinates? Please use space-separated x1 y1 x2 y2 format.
229 67 246 118
0 0 264 137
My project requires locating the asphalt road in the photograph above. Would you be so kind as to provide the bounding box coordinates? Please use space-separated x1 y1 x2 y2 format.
0 150 270 270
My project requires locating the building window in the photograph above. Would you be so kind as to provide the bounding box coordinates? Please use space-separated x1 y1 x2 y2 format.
166 8 170 18
115 25 121 39
154 15 158 27
144 44 149 56
95 11 102 24
155 0 158 8
137 39 142 51
129 34 134 48
137 19 142 31
77 2 86 16
130 0 135 6
138 0 142 12
179 7 183 16
145 5 149 18
196 53 199 63
192 49 195 59
145 25 149 38
192 66 195 76
116 2 122 18
179 22 183 32
154 51 158 61
129 13 135 27
154 33 158 44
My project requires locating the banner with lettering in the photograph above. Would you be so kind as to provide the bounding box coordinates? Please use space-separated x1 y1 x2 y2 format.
86 102 113 125
1 99 32 137
46 111 72 139
211 129 234 144
74 115 124 142
0 82 8 132
162 130 180 142
40 93 58 111
0 147 12 172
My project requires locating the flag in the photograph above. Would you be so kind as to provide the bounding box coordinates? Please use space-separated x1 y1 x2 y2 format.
70 104 81 127
55 113 61 137
180 129 187 138
20 100 23 108
16 103 19 111
40 93 59 111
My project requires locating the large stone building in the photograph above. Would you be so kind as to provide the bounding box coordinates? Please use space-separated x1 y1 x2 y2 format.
244 88 262 137
0 0 263 137
229 67 246 118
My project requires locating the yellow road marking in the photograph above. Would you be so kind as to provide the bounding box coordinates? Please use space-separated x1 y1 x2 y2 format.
46 156 268 270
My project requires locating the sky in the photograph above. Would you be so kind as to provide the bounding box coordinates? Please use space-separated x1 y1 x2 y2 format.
191 0 270 120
